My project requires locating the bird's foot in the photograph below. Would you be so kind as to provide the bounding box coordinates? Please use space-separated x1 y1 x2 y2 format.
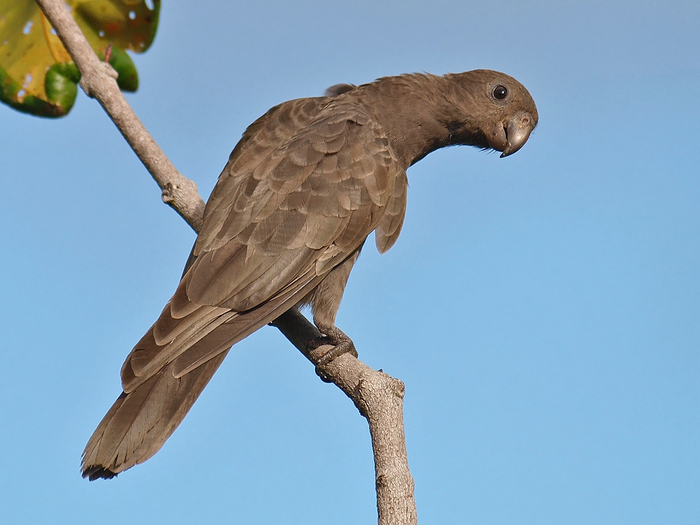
307 326 358 383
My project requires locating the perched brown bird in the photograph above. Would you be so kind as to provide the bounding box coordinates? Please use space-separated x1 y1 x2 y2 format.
82 69 538 480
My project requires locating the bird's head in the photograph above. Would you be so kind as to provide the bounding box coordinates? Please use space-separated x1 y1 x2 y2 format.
444 69 538 157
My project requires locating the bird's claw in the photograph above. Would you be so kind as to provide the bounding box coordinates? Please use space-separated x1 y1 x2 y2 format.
307 330 358 383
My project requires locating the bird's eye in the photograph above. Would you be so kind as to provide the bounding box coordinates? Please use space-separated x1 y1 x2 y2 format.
492 85 508 100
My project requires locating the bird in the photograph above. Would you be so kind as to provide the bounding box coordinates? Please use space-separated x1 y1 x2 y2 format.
81 69 538 480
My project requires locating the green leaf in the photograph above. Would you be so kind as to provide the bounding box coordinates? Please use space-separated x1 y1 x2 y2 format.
0 0 160 118
108 45 139 92
45 62 79 113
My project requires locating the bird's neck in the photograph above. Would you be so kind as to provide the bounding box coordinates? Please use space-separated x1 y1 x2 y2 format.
357 74 480 168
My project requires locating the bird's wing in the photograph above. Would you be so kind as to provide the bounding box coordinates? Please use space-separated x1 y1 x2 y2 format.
121 99 405 392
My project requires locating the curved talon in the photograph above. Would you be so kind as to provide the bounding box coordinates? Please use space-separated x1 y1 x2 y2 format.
316 338 357 365
315 366 333 383
307 328 358 382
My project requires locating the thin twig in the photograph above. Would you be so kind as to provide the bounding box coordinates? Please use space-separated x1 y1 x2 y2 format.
35 0 204 231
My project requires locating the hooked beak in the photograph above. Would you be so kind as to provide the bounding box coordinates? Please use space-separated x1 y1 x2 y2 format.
484 110 535 158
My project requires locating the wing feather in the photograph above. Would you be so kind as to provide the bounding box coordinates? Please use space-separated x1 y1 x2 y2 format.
375 171 408 253
119 99 406 393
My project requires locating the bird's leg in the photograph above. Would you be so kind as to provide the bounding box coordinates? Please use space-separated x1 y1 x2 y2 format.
306 247 362 382
307 324 358 382
309 324 358 363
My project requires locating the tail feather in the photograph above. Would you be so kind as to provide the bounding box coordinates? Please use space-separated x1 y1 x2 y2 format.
81 270 326 480
81 349 227 480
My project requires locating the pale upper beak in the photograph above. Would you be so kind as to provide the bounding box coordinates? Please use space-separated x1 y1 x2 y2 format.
483 110 535 158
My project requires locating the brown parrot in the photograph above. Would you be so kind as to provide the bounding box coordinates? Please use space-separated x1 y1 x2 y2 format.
81 69 538 479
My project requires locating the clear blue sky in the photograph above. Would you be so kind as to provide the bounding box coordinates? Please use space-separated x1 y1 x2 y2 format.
1 1 698 523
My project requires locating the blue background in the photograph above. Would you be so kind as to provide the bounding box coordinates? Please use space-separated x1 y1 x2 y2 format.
1 1 698 523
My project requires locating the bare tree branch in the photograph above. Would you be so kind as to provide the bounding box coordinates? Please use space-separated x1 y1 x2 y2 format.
35 1 417 523
272 310 417 524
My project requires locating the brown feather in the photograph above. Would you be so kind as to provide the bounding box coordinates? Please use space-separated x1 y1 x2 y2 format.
82 352 227 480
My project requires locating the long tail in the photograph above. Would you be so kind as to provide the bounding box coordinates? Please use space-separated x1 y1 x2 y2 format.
80 348 227 480
81 268 325 480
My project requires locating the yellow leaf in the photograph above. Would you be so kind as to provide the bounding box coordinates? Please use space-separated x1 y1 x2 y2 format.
0 0 159 116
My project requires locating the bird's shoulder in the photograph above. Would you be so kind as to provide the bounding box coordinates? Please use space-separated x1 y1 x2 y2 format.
195 95 400 255
179 93 407 311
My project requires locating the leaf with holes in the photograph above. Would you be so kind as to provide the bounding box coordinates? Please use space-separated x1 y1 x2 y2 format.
0 0 160 118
